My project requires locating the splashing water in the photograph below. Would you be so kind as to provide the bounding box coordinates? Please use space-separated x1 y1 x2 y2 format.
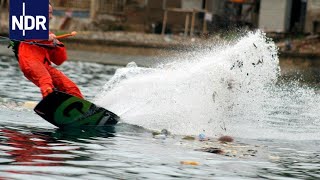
94 31 320 140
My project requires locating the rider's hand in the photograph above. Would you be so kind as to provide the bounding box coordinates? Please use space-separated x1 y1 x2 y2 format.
48 33 57 41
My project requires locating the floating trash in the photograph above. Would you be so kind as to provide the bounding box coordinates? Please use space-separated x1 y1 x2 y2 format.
154 134 166 140
196 147 224 155
153 129 170 140
161 129 170 136
180 161 199 166
23 101 37 109
182 136 195 140
218 135 234 143
198 133 209 141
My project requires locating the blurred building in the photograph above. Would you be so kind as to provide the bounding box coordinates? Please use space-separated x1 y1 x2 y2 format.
305 0 320 33
0 0 9 33
258 0 307 33
0 0 320 34
48 0 261 34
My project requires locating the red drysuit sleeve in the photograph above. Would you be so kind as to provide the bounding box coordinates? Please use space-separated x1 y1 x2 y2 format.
47 43 67 65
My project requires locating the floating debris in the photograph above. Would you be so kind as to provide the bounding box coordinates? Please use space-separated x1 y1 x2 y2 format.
23 101 37 109
212 91 217 102
269 155 280 160
152 129 170 139
161 129 170 136
154 134 166 139
218 136 234 143
253 43 257 48
199 133 205 140
152 132 160 136
182 136 195 140
196 147 224 155
198 133 209 141
180 161 200 166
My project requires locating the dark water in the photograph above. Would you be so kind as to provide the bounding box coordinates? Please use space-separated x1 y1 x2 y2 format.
0 53 320 179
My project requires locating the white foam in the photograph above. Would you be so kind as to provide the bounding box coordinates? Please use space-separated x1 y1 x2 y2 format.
94 31 320 140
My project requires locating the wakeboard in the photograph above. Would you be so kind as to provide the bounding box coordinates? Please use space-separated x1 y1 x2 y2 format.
34 91 119 128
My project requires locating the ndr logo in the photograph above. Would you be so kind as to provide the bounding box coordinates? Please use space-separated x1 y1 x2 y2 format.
10 0 49 40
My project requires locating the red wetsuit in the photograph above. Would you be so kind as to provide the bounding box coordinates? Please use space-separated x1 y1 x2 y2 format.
17 36 83 98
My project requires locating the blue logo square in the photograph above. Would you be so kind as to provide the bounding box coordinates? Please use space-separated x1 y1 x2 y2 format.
9 0 49 40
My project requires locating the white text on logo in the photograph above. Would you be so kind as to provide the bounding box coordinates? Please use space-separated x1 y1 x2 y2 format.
11 2 47 36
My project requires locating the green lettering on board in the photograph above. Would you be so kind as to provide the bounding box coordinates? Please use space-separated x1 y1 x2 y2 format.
54 97 90 125
77 110 105 126
54 97 105 126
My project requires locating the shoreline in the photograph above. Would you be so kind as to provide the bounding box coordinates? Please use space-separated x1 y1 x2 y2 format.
1 31 320 67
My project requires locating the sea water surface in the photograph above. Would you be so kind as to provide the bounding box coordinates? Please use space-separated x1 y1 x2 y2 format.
0 31 319 179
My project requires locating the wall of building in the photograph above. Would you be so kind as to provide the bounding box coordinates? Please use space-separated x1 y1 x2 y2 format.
258 0 292 32
208 0 226 15
305 0 320 33
182 0 202 9
145 0 205 34
0 0 8 33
